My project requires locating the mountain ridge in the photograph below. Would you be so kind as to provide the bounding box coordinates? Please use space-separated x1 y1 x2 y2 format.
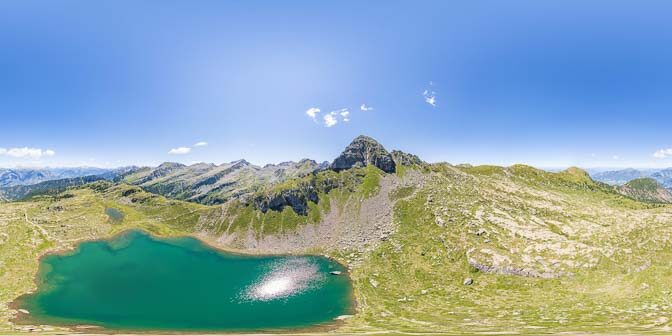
121 135 418 206
3 135 672 333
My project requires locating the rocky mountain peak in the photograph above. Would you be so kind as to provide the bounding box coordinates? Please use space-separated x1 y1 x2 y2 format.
331 135 396 173
230 159 250 167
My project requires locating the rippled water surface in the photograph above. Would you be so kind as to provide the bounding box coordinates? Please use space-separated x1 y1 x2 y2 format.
16 230 352 331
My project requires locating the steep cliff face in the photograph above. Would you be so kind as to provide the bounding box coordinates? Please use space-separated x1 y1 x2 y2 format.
331 136 396 173
251 181 321 215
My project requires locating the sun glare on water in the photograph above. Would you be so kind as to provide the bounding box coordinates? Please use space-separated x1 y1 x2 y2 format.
245 259 325 301
256 277 293 297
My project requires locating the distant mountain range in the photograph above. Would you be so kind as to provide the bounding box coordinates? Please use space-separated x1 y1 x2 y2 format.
0 167 137 201
121 136 425 206
0 167 138 188
4 145 672 204
121 159 329 205
0 136 427 208
589 168 672 189
0 175 107 201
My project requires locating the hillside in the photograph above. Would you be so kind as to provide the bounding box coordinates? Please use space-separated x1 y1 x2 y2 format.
121 159 328 205
2 136 672 334
616 178 672 204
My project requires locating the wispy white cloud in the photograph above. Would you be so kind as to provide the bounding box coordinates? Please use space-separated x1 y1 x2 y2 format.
0 147 55 159
325 108 350 126
360 104 373 111
338 108 350 122
168 147 192 155
307 107 351 127
168 140 209 155
423 89 437 107
422 81 437 107
306 107 320 120
612 155 620 160
654 148 672 158
323 113 338 127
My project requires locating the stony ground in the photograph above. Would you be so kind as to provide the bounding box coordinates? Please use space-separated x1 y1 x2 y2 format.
2 165 672 334
209 169 426 254
340 165 672 334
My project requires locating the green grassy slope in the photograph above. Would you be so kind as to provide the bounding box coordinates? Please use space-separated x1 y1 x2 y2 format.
2 164 672 334
341 164 672 334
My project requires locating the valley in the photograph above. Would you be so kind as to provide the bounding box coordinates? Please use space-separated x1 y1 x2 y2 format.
2 136 672 334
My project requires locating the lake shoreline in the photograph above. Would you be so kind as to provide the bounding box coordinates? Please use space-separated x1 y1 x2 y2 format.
9 228 358 335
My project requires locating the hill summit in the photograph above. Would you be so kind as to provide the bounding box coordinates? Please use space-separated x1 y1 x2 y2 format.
330 135 396 173
617 177 672 203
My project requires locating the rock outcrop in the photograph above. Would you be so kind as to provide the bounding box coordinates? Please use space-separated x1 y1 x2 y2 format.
391 150 425 167
252 184 319 215
331 136 396 173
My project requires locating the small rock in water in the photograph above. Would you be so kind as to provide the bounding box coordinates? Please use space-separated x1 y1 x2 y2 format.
330 271 342 275
18 309 30 314
421 289 428 295
435 216 445 227
463 278 474 286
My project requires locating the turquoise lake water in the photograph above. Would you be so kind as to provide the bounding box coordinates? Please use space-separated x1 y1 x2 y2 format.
16 230 353 332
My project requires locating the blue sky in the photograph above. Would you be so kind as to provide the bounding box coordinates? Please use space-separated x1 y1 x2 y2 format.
2 1 672 168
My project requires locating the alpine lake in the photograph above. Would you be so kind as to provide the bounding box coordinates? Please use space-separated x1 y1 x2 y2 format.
14 230 354 332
